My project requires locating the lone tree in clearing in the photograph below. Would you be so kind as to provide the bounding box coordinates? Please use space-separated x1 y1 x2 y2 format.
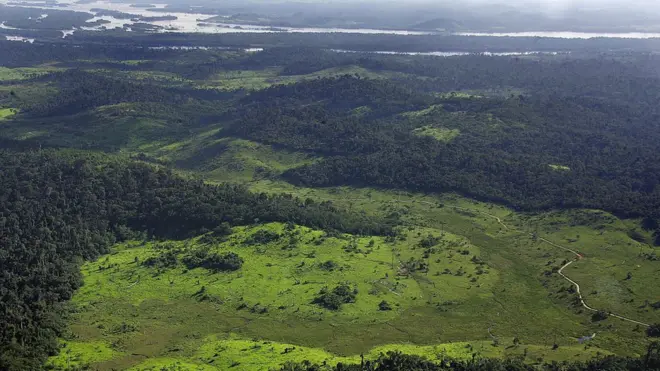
592 311 609 322
378 300 392 311
648 324 660 338
313 283 358 310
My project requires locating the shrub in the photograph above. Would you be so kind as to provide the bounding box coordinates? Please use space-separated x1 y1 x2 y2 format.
245 229 281 245
592 310 609 322
648 324 660 337
141 250 178 269
319 260 338 271
182 249 243 272
419 234 441 249
378 300 392 311
313 284 358 310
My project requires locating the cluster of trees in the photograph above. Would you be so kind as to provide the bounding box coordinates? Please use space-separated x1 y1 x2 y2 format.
140 245 245 273
182 250 243 272
650 324 660 338
0 149 391 369
313 283 358 310
69 30 660 54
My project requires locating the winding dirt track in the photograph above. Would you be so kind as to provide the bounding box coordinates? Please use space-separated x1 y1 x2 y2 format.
452 205 651 327
336 195 651 327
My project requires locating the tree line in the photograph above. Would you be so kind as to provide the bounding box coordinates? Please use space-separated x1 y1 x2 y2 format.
280 345 660 371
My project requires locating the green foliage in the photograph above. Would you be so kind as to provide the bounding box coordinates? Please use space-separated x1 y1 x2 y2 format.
182 250 244 272
0 108 17 120
5 43 660 370
281 344 660 371
649 324 660 338
313 283 358 310
142 250 179 269
0 149 388 369
319 260 339 271
245 229 282 245
378 300 392 311
419 234 441 249
592 310 609 322
412 125 460 142
281 345 660 370
26 70 184 117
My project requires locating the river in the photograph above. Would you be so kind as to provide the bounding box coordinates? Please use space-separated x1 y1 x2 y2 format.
456 31 660 39
3 0 660 39
0 0 432 35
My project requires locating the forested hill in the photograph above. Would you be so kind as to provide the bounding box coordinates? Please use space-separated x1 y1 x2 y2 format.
5 43 660 223
281 92 660 220
0 149 391 369
216 74 660 223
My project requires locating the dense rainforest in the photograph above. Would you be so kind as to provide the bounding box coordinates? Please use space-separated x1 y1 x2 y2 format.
5 43 660 221
0 149 391 369
60 31 660 53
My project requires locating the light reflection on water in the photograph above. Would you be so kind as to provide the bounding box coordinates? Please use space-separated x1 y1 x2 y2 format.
456 31 660 39
3 0 660 40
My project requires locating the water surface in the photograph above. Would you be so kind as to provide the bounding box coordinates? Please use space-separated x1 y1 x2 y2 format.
456 31 660 39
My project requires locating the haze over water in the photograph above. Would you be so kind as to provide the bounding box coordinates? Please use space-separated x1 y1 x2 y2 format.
3 0 660 38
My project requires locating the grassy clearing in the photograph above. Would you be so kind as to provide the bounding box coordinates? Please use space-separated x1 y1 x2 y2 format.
47 341 121 369
53 183 654 370
202 66 407 91
144 135 317 182
436 92 481 99
512 210 660 325
289 65 405 80
413 125 460 142
200 139 318 182
0 83 58 106
89 69 191 86
401 104 443 118
0 108 18 121
0 66 59 81
11 64 650 366
126 335 609 371
246 182 657 353
0 67 26 81
549 164 571 171
74 223 495 321
60 221 503 370
206 69 281 91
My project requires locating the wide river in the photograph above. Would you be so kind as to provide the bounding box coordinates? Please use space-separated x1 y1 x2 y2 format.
456 31 660 39
2 0 660 39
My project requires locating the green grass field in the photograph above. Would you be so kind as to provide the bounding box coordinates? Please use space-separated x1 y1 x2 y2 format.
0 66 60 81
36 119 657 368
0 108 18 121
49 181 658 370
